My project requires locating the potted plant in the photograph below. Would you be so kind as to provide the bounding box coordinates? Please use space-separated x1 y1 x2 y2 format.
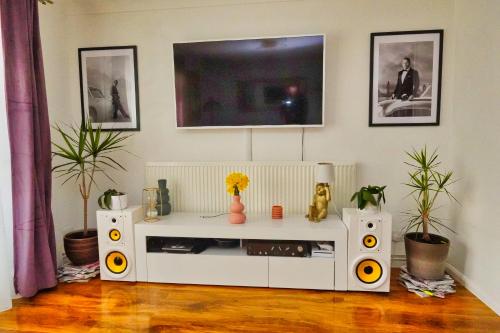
403 147 457 280
98 189 128 210
52 121 131 265
350 185 386 213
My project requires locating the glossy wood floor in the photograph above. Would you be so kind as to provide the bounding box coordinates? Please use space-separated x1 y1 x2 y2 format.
0 269 498 333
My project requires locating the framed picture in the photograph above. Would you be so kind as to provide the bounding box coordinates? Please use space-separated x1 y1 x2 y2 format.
369 30 443 126
78 46 140 131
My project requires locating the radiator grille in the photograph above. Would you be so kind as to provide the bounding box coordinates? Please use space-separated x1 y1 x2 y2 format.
145 161 356 214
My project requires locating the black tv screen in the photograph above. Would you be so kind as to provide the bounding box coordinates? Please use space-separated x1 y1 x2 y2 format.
173 35 324 128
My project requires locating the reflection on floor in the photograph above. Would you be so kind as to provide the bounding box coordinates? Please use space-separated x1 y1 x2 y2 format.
0 268 498 333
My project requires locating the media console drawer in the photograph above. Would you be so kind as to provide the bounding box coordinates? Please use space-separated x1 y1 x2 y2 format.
268 257 335 290
146 252 269 287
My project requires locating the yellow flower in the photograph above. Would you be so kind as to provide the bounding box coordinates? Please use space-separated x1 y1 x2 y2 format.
226 172 249 195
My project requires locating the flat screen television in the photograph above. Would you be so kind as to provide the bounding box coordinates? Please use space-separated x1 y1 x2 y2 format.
173 35 325 128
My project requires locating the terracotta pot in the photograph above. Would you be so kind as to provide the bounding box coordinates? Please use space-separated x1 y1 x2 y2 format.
64 229 99 266
405 232 450 280
229 195 246 224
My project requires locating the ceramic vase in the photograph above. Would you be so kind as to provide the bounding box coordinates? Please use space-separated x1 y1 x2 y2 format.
229 195 246 224
156 179 171 215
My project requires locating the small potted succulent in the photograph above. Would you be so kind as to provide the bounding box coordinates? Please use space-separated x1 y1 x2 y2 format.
403 147 457 280
98 189 128 210
350 185 386 213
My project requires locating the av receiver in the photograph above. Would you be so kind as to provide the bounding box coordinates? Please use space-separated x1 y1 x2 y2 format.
247 240 309 257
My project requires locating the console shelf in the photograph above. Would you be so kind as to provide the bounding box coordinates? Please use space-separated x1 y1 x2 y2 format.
136 213 345 240
200 246 248 256
134 213 348 290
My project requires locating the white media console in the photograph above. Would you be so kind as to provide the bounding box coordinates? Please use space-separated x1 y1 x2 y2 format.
133 213 348 290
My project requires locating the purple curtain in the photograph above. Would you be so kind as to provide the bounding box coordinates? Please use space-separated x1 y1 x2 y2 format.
0 0 57 297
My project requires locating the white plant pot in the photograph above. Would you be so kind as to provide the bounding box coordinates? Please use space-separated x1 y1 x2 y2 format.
358 203 379 215
110 194 128 210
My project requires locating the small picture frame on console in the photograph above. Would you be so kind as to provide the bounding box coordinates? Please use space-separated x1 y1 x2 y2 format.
78 46 140 131
369 30 443 126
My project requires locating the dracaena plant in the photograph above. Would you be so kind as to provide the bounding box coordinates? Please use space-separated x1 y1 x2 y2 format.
52 121 131 237
403 147 458 242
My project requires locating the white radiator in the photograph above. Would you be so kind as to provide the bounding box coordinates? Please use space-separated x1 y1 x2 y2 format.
145 161 356 215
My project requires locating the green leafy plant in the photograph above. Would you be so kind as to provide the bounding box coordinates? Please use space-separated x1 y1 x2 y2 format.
98 189 125 210
350 185 386 210
52 121 131 237
403 147 458 242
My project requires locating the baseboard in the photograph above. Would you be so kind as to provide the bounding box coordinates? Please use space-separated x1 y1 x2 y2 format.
391 254 406 268
445 263 500 316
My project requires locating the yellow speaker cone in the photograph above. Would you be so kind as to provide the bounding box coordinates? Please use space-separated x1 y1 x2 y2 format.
356 259 383 284
109 229 121 241
106 251 128 274
362 235 377 249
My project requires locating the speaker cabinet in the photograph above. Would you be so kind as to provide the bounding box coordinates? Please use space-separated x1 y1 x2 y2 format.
97 206 143 281
343 208 392 292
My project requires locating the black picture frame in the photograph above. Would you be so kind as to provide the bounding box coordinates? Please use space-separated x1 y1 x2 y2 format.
78 45 140 131
369 30 443 126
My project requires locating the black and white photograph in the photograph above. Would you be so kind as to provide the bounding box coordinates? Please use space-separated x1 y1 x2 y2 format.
369 30 443 126
78 46 140 131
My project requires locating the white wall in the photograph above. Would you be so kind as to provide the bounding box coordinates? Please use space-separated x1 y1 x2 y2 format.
39 0 457 261
447 0 500 315
38 2 83 263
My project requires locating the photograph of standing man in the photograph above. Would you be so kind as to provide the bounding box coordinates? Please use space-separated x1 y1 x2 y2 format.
392 57 420 101
111 80 130 119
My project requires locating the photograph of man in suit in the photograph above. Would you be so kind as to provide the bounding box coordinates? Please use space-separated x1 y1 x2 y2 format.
392 57 420 101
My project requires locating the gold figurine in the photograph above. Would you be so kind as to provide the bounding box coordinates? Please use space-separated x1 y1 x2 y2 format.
306 183 331 222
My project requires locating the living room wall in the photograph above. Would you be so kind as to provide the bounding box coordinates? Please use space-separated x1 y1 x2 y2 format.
448 0 500 314
39 0 457 261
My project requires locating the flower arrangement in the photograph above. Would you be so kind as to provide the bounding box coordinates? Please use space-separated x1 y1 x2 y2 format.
226 172 249 196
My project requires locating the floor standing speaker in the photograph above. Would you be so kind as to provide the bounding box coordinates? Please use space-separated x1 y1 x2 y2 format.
344 208 392 292
97 206 143 281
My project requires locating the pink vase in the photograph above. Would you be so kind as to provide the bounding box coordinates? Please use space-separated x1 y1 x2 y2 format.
229 195 246 224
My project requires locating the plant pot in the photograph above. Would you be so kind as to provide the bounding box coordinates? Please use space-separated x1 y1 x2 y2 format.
404 232 450 280
358 203 378 215
111 194 127 210
64 229 99 266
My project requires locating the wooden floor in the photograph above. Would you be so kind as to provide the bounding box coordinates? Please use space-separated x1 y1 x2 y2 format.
0 269 498 333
